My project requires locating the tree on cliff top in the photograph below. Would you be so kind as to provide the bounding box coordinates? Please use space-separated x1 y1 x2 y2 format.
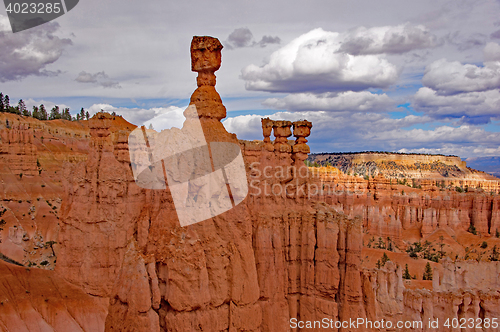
4 95 10 112
39 104 47 120
49 106 61 120
18 99 28 116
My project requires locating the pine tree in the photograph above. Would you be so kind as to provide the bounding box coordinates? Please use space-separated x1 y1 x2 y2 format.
39 104 47 120
403 264 411 279
61 108 71 120
85 111 89 120
423 262 433 280
80 108 85 120
4 95 10 112
32 106 39 119
49 106 61 120
18 99 28 116
0 92 4 112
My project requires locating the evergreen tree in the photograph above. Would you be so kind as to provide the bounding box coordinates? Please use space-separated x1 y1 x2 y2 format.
0 92 4 112
76 113 80 121
49 106 61 120
403 264 411 279
79 108 85 120
39 104 47 120
4 95 10 112
62 108 71 120
85 111 89 120
423 262 433 280
18 99 27 116
32 106 39 119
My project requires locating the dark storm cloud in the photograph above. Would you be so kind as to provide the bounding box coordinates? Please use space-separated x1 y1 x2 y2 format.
0 15 72 82
75 71 121 89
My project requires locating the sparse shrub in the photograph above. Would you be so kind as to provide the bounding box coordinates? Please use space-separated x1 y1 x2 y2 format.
468 224 477 235
374 237 386 249
490 245 499 261
381 252 390 266
403 264 411 280
481 241 488 249
40 261 48 266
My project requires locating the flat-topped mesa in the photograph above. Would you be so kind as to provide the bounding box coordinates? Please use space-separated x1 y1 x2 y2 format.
188 36 235 143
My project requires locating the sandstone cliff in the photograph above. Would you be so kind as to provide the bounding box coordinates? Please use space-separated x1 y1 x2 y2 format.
2 36 500 332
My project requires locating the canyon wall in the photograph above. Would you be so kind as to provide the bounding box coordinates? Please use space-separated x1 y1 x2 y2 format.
2 36 500 332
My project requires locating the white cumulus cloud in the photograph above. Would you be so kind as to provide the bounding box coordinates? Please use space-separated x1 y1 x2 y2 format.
413 87 500 120
262 91 395 112
339 23 438 55
241 28 400 93
421 58 500 95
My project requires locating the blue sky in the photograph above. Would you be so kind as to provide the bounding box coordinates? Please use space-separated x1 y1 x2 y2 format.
1 0 500 158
